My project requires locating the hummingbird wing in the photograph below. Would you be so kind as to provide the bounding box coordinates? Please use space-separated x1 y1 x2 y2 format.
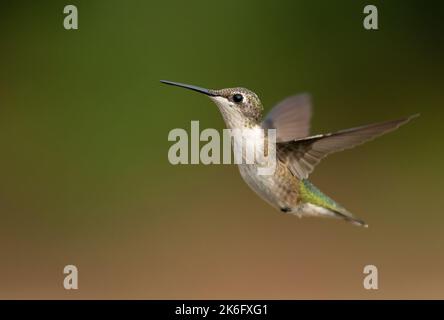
261 93 312 142
277 114 419 179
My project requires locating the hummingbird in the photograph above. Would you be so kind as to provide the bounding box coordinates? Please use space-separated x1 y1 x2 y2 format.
161 80 418 227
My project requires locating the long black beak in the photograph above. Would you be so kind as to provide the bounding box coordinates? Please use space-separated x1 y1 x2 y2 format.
160 80 218 96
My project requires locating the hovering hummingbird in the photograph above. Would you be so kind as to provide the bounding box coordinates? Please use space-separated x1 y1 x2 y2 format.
161 80 418 227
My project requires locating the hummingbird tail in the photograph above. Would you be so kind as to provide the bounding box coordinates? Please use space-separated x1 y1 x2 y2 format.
331 209 368 227
298 180 368 227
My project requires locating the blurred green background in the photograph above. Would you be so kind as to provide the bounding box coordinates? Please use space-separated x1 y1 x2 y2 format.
0 0 443 299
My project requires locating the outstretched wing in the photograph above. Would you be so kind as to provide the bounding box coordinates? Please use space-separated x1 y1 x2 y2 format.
278 114 419 179
262 93 312 142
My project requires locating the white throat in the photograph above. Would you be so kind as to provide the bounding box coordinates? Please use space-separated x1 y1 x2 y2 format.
210 96 248 129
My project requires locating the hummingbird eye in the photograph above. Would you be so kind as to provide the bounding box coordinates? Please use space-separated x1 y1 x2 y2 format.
232 93 243 103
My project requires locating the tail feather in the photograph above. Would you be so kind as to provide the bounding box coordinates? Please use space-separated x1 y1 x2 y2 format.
332 208 368 227
298 179 367 227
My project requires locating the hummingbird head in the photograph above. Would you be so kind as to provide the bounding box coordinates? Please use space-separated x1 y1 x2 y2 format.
160 80 263 129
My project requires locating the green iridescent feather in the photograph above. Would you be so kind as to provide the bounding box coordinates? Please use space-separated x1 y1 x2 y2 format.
299 179 347 213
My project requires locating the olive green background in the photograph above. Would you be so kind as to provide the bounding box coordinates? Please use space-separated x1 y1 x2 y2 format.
0 1 443 298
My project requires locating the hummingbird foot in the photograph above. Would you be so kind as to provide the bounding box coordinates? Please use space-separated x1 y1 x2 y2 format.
280 207 303 218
